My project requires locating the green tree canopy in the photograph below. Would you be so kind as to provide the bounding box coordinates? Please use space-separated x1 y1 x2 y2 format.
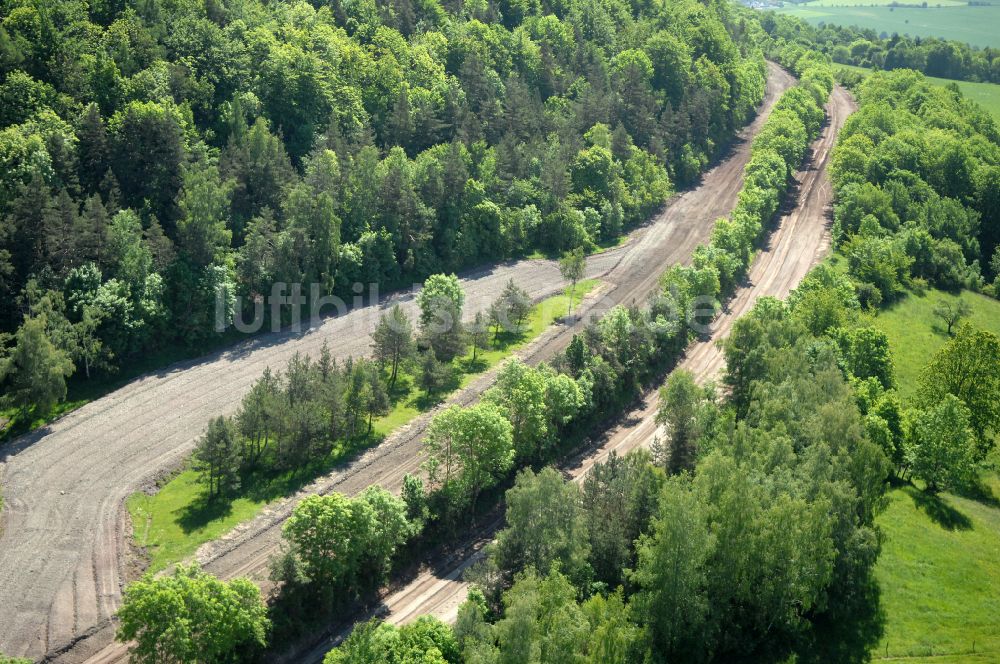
116 565 269 664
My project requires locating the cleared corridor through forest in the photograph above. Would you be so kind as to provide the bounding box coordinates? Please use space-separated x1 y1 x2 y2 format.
0 67 800 664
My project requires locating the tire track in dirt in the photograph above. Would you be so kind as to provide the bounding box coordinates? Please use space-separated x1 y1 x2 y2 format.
291 82 855 664
14 64 795 664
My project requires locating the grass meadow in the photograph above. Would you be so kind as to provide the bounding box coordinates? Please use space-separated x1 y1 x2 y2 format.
775 3 1000 49
867 287 1000 661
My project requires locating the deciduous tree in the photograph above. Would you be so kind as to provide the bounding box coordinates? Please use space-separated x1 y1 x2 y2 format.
116 565 269 664
905 394 978 492
493 467 591 587
0 314 74 415
932 298 972 336
422 403 514 515
918 324 1000 453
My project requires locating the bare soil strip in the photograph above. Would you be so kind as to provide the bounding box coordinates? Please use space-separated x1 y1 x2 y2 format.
0 65 793 663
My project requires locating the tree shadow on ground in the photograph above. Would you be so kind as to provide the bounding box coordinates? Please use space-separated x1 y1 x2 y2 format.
792 576 886 664
177 494 234 534
459 356 489 374
413 375 460 411
954 476 1000 509
908 486 973 531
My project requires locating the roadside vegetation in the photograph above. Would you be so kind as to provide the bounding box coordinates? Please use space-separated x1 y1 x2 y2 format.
128 278 596 572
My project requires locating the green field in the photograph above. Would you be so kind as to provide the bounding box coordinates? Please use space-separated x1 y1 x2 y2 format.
872 288 1000 398
866 287 1000 661
776 4 1000 48
873 475 1000 662
127 280 599 572
797 0 966 6
835 63 1000 121
940 77 1000 120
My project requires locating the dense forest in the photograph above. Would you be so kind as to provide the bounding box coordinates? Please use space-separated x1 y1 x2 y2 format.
36 0 999 659
110 37 841 660
829 68 1000 297
761 12 1000 84
5 0 999 658
0 0 767 420
318 44 889 663
319 57 1000 664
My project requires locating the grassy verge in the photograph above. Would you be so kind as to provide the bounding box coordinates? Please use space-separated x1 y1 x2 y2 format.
127 280 600 573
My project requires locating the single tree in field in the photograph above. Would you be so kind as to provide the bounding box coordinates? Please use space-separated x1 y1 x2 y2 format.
467 311 490 363
371 304 414 388
235 367 279 469
417 348 450 395
500 279 532 332
116 564 269 664
933 298 972 336
488 301 507 345
194 416 241 499
559 247 586 318
488 280 532 343
344 359 369 438
905 395 977 492
656 370 704 474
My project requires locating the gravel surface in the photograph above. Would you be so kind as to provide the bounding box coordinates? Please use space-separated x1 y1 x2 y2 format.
0 66 795 664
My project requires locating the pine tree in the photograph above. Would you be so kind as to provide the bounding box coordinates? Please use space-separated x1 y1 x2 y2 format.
193 416 241 499
371 304 415 388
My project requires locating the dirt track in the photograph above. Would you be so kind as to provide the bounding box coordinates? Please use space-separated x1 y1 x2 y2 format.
292 83 857 664
0 66 794 663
